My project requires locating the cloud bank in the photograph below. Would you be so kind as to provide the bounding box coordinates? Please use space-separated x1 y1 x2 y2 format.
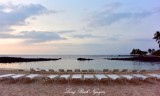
72 34 100 39
87 3 154 28
0 31 66 43
0 3 55 32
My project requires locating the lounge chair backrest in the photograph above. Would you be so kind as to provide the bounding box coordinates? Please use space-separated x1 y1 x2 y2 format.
84 74 94 79
121 69 128 72
26 74 40 79
95 74 108 80
103 69 109 72
60 75 70 79
47 75 59 79
148 74 160 79
49 69 54 72
40 69 46 71
132 70 138 73
11 74 25 79
72 74 82 79
106 74 120 80
121 75 133 80
67 70 72 72
132 74 147 80
0 74 15 78
82 70 87 72
113 69 119 72
88 69 94 72
59 69 65 72
75 69 80 72
30 68 35 71
139 70 146 73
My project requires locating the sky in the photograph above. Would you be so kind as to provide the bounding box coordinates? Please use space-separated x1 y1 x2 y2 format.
0 0 160 55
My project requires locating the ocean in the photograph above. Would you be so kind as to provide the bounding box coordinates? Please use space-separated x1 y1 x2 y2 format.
0 55 160 71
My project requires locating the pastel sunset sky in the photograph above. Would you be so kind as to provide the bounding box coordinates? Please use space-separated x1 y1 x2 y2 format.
0 0 160 55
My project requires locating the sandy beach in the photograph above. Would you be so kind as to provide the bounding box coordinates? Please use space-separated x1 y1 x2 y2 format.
0 81 160 96
0 69 160 96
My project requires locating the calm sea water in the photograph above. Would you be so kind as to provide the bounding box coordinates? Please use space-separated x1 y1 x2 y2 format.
0 55 160 71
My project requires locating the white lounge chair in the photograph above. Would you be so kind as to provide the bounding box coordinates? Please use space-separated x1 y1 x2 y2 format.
147 74 160 80
22 74 41 83
11 74 25 79
8 74 25 83
106 74 125 84
59 74 70 79
121 75 134 80
72 74 82 79
106 74 121 80
84 74 94 79
43 75 59 84
83 74 95 83
120 74 140 84
0 74 15 81
47 75 59 79
95 74 110 83
132 74 153 83
132 74 147 80
0 74 15 79
95 74 108 80
71 74 82 83
58 74 70 83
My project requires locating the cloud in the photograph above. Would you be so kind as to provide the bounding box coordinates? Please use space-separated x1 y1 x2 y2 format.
72 34 101 39
103 2 122 13
57 30 75 34
0 31 66 43
131 38 153 42
87 3 154 28
0 3 55 32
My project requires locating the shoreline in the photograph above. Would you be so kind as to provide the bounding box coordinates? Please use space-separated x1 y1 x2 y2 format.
108 55 160 62
0 57 61 63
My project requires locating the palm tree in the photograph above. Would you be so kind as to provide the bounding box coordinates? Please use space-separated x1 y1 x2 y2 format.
130 49 136 55
152 49 155 53
153 31 160 48
148 49 152 54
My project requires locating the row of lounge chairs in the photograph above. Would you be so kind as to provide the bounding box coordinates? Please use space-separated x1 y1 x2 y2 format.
0 73 160 84
0 74 41 83
30 68 147 74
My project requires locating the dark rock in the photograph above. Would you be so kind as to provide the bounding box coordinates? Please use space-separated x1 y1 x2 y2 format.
0 57 61 63
107 56 160 62
77 58 93 61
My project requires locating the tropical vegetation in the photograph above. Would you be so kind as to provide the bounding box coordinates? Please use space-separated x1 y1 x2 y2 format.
130 31 160 56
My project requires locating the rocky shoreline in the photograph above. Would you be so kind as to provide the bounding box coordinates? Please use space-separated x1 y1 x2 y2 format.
107 56 160 62
0 57 61 63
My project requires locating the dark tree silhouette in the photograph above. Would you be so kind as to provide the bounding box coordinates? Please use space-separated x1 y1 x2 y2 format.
153 31 160 48
148 49 152 54
152 49 155 53
148 48 155 54
130 49 136 55
130 49 148 56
